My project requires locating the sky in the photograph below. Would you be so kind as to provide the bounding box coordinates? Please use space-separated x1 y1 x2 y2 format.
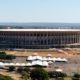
0 0 80 23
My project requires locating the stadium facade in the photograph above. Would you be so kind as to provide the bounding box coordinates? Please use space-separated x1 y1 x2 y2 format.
0 29 80 49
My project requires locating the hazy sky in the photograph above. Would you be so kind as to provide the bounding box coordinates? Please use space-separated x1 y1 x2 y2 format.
0 0 80 23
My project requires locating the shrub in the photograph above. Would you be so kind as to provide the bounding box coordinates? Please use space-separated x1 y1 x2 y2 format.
21 72 30 80
0 52 6 55
72 77 79 80
74 73 80 78
9 66 15 71
0 52 16 60
48 71 67 78
24 67 31 73
72 73 80 80
17 67 24 73
30 68 49 80
6 55 16 60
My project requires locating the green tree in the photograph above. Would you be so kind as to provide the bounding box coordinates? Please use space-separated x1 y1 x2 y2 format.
17 67 24 73
0 54 6 60
72 77 79 80
6 55 16 60
74 73 80 78
9 66 15 71
0 52 16 60
72 73 80 80
48 71 67 78
21 72 30 80
30 68 49 80
0 52 6 55
24 67 31 73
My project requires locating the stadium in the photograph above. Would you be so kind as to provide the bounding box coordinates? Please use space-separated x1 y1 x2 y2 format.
0 29 80 49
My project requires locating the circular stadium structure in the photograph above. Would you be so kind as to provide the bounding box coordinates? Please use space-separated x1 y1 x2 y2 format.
0 29 80 49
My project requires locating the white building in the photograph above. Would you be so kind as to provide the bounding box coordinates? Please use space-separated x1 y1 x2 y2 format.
0 29 80 49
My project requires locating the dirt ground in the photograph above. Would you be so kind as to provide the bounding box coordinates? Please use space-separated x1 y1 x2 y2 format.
6 51 75 58
1 48 80 77
0 69 21 80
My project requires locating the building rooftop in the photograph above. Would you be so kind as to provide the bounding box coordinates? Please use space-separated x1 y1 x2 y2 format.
0 29 80 32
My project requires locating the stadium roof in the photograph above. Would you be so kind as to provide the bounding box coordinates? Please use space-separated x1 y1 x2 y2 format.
0 29 80 32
